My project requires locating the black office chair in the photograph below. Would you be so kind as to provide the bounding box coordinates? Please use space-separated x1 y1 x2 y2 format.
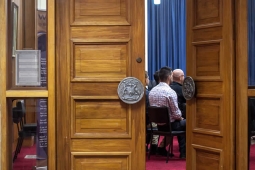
16 101 37 133
147 106 185 163
13 101 37 162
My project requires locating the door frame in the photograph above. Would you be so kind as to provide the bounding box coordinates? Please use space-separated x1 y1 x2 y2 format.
236 0 248 169
0 0 251 169
47 0 56 169
0 0 9 168
0 0 56 169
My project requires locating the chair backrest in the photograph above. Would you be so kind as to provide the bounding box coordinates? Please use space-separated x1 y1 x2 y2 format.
147 106 171 128
12 107 21 123
16 100 26 123
147 106 170 124
248 98 255 133
249 98 255 120
12 107 24 131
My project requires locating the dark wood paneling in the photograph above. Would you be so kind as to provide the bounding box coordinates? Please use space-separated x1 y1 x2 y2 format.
71 43 128 81
235 0 248 169
70 0 130 25
196 81 222 95
195 43 221 76
71 139 131 151
72 83 118 95
71 152 130 170
56 0 71 168
56 0 145 169
71 98 130 138
194 0 222 26
23 0 35 49
71 26 130 41
187 0 235 169
195 97 222 133
193 27 222 42
193 146 222 170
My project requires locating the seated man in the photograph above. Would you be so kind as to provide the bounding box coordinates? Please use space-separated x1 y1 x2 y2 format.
145 71 150 110
153 70 160 85
170 69 186 119
145 71 158 153
148 70 159 90
149 66 186 158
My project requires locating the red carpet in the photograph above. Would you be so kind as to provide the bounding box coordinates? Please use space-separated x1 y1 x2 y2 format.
250 143 255 169
13 144 36 170
146 136 186 170
12 138 255 170
146 137 255 170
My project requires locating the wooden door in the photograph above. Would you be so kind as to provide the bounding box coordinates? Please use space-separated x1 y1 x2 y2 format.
186 0 235 169
55 0 145 169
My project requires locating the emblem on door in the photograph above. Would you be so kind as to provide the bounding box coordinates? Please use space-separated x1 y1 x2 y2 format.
117 77 144 104
182 76 196 100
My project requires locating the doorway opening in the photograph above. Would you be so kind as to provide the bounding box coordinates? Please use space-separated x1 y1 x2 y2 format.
11 98 48 170
8 0 49 169
248 0 255 169
145 0 186 169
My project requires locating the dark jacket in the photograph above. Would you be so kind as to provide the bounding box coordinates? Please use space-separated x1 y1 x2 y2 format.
148 80 157 91
170 81 186 104
145 89 150 124
170 81 186 118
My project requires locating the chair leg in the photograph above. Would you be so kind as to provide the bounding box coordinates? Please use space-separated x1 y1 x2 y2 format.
148 133 153 160
164 136 166 148
17 137 24 154
13 137 21 162
170 136 174 157
166 136 172 163
17 140 21 154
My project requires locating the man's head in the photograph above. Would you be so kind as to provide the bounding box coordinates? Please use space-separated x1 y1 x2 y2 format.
153 70 160 85
159 66 173 85
172 69 185 84
145 71 150 86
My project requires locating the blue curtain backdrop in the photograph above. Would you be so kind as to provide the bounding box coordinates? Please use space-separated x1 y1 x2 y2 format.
248 0 255 86
147 0 186 79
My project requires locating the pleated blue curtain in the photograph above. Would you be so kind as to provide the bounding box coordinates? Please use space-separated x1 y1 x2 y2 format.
248 0 255 86
147 0 186 78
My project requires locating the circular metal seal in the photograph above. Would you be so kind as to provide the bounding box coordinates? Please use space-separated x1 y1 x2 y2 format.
117 77 144 104
182 76 196 100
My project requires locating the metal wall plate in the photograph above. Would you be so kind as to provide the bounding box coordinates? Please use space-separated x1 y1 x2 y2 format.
117 77 144 104
182 76 196 100
15 50 41 86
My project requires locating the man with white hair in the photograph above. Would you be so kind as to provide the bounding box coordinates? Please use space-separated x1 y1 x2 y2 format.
170 69 186 118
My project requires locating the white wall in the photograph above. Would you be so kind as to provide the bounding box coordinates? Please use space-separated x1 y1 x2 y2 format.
145 0 148 71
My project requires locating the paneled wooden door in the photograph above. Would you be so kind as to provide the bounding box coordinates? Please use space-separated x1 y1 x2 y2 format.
186 0 235 169
55 0 145 169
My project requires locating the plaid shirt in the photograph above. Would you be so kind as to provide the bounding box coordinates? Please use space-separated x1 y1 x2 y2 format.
149 82 182 122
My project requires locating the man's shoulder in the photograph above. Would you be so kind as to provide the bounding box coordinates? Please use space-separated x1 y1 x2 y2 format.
149 86 160 94
149 84 167 95
170 81 182 87
170 82 182 90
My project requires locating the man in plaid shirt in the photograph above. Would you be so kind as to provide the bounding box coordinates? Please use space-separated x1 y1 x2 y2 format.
149 66 186 158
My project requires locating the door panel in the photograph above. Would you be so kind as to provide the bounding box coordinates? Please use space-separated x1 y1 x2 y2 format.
56 0 145 169
186 0 235 169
